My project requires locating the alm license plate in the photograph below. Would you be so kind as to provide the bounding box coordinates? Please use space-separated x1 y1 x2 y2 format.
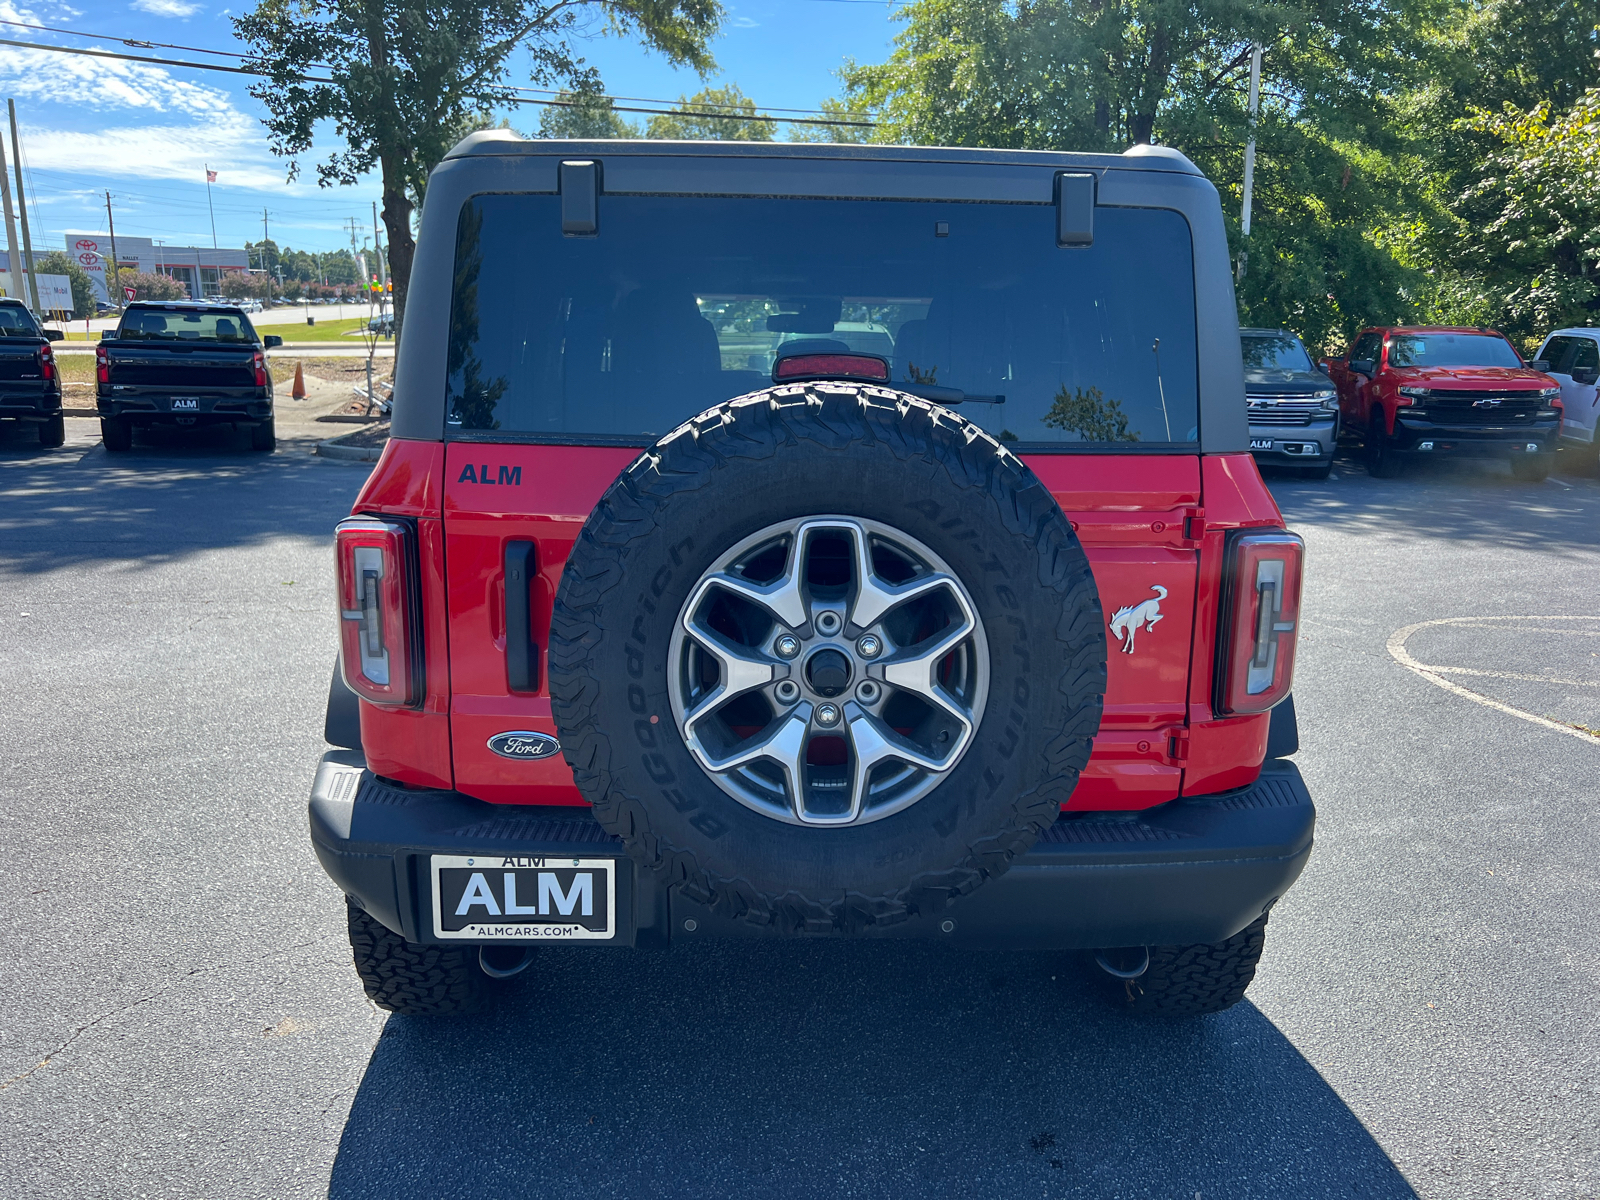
1250 438 1274 450
431 854 616 941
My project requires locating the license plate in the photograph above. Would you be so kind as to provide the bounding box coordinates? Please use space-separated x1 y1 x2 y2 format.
171 398 200 410
431 854 616 940
1249 438 1273 450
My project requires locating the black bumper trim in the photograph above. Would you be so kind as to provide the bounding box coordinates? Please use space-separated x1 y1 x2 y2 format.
309 751 1314 949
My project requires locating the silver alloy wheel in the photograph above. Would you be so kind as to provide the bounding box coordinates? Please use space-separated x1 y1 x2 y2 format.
667 516 989 827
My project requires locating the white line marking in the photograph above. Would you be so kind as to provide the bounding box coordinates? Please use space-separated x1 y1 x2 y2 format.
1387 616 1600 744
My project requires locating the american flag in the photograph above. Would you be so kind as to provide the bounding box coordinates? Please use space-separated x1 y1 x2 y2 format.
206 169 217 183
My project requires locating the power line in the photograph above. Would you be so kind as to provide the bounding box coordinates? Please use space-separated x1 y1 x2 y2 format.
0 33 875 127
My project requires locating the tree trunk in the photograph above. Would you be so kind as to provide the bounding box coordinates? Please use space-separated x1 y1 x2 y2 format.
379 164 414 339
1131 27 1171 145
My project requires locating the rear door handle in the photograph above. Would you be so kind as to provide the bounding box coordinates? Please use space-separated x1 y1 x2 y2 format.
504 540 539 693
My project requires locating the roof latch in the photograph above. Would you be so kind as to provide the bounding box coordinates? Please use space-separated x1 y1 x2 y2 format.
560 160 599 237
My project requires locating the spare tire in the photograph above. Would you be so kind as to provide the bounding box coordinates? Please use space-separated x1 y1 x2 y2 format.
550 384 1105 933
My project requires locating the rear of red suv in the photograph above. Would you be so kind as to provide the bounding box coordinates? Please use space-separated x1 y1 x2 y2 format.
309 137 1314 1018
1323 325 1562 480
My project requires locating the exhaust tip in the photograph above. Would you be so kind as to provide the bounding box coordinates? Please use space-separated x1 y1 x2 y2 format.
479 945 535 979
1093 947 1150 980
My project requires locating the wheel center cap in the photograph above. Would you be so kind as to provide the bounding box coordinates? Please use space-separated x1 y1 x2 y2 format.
805 647 852 697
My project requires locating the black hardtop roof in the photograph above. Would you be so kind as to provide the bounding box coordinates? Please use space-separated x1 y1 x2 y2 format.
443 131 1201 176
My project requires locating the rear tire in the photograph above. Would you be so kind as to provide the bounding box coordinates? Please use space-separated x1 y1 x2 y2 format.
101 416 132 453
1510 452 1551 482
346 899 483 1015
1109 914 1269 1016
249 416 276 452
1366 413 1402 478
38 412 64 448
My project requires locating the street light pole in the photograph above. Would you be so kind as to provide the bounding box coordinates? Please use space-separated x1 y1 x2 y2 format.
1237 42 1262 281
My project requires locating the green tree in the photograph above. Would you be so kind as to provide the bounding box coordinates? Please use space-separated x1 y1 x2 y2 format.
1043 385 1138 441
538 80 640 137
244 238 281 277
843 0 1424 351
646 85 775 140
235 0 722 333
786 97 873 144
1429 89 1600 341
221 272 276 300
32 250 96 319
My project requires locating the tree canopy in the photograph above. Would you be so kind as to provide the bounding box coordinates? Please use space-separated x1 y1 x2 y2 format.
842 0 1600 351
235 0 723 332
645 85 776 140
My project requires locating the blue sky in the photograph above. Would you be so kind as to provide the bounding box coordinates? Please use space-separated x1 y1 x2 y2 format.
0 0 899 258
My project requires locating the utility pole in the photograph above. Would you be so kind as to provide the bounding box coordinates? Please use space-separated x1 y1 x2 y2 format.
0 120 21 303
105 191 121 305
261 208 273 304
344 216 363 316
1237 42 1262 283
9 101 36 309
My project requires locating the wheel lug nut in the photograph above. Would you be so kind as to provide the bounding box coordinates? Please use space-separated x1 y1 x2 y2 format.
814 703 841 728
774 680 800 704
856 634 882 658
856 680 880 703
774 635 801 659
815 611 841 635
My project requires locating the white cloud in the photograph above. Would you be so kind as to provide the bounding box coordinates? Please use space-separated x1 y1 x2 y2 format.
731 15 759 26
130 0 202 14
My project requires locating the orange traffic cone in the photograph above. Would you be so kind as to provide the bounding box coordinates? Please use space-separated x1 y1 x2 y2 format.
291 361 306 400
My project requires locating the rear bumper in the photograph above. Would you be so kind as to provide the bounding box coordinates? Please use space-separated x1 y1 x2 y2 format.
0 391 61 419
97 394 272 424
309 751 1315 950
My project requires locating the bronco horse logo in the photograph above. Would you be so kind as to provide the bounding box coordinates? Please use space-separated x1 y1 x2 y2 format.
1109 585 1167 654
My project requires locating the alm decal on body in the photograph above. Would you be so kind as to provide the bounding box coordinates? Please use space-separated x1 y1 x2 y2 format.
457 463 522 485
431 855 616 941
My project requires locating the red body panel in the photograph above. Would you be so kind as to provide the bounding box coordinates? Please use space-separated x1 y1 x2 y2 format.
348 438 1291 810
443 445 637 805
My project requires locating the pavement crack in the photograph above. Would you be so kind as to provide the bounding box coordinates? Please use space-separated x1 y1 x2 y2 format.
0 935 335 1093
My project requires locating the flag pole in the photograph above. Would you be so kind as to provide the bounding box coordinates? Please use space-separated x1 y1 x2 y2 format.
204 164 217 250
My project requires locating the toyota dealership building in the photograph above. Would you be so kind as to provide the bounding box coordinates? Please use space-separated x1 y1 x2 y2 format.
68 234 251 303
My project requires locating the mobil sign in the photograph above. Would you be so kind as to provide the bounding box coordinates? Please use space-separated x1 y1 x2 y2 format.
70 235 110 303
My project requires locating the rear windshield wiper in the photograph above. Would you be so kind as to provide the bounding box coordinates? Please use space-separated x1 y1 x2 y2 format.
894 382 1005 405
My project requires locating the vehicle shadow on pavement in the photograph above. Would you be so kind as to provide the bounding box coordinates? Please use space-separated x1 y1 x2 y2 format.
0 421 368 574
1259 452 1600 557
329 940 1415 1200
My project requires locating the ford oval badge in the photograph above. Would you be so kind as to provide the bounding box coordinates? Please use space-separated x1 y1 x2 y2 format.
487 731 561 760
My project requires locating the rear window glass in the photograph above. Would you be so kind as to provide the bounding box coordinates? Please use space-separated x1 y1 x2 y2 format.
0 305 38 336
1387 333 1522 370
446 194 1199 448
116 309 257 343
1241 333 1312 371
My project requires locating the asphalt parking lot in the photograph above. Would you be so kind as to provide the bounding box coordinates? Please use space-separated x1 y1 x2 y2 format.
1 424 1596 1199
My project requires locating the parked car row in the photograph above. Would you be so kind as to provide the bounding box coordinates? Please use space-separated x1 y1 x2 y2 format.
1248 323 1595 483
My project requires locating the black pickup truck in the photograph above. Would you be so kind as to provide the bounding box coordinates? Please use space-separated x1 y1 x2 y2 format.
0 297 64 447
95 301 282 452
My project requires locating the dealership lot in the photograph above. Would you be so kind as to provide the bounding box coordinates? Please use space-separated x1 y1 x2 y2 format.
0 426 1595 1199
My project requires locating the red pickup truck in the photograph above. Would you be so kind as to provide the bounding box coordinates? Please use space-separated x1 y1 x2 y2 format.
1321 325 1561 480
311 138 1313 1020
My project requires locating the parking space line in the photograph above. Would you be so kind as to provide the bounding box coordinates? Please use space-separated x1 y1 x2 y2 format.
1387 616 1600 744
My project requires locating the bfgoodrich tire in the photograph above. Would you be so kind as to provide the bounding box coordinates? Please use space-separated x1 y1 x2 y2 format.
550 384 1106 934
1106 915 1269 1015
346 900 483 1015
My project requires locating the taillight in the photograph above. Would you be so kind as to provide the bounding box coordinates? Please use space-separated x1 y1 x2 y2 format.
335 518 423 707
96 344 109 384
38 344 54 382
1216 530 1304 715
253 349 267 387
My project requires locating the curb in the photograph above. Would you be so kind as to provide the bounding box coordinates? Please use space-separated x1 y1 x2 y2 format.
315 438 384 462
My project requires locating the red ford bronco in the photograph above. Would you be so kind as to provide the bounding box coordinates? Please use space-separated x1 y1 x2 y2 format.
311 137 1313 1017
